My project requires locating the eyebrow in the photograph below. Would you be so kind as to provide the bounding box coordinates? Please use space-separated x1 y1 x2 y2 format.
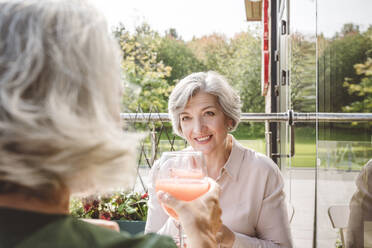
180 106 216 115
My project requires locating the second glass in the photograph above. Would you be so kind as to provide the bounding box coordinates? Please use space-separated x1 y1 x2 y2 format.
153 151 209 247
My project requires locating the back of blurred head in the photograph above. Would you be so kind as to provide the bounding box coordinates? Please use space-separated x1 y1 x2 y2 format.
0 0 137 201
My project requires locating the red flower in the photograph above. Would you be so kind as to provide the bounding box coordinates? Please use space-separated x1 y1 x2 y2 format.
83 203 92 212
99 212 111 220
141 192 148 199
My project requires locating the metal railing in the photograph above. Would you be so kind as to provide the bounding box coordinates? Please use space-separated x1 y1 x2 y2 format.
121 111 372 123
124 111 372 191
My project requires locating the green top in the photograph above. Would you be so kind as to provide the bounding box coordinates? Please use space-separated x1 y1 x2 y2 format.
0 207 176 248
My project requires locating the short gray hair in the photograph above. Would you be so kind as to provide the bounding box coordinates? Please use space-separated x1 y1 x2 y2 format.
0 0 138 198
168 71 241 138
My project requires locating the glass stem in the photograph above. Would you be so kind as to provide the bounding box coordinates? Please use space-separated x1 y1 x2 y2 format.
178 224 184 248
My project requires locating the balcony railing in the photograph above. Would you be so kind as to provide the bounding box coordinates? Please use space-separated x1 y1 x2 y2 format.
121 111 372 123
124 111 372 192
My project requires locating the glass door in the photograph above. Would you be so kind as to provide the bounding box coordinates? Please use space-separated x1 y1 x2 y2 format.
281 0 317 247
277 0 372 247
316 1 372 247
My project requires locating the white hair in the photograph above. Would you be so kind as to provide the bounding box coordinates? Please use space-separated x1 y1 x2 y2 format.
168 71 241 138
0 0 138 198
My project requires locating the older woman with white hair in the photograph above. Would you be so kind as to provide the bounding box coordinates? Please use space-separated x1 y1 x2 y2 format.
146 71 293 247
0 1 222 247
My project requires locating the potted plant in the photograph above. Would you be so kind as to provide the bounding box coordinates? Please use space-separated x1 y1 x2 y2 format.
70 191 149 235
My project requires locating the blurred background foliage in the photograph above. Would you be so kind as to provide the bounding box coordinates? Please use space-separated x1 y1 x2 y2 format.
114 23 264 137
113 22 372 140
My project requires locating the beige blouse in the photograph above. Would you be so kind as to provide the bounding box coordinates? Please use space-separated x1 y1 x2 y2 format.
145 135 293 248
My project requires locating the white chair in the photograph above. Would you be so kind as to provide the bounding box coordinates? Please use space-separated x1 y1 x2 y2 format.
328 205 350 248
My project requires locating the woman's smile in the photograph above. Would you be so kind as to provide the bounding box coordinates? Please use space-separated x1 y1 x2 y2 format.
194 134 213 144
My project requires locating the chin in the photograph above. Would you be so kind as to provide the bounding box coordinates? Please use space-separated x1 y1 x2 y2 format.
193 145 214 155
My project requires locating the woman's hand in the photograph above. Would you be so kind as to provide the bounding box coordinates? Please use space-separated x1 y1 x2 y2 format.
158 177 222 248
216 224 236 247
81 219 120 232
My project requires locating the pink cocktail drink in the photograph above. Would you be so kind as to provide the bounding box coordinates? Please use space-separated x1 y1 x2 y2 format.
155 178 209 219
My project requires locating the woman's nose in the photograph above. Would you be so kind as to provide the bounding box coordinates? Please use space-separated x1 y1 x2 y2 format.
193 118 205 134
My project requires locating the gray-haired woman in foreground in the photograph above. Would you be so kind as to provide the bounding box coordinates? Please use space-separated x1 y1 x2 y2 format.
146 71 293 247
0 1 221 247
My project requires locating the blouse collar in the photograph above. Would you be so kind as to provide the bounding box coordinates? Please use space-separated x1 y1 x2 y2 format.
221 135 245 181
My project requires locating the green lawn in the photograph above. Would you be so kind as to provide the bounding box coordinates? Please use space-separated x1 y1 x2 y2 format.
292 144 316 167
236 138 317 168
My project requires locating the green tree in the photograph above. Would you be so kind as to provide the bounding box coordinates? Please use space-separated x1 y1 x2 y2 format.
187 33 230 72
165 28 179 39
343 57 372 112
318 24 372 112
343 26 372 113
290 33 316 112
225 31 263 113
114 23 172 112
157 35 206 86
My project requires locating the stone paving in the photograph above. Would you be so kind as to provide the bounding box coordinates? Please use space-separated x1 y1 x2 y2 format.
285 169 358 248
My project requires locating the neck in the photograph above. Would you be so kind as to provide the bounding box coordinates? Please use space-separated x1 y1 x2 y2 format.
0 190 70 215
205 135 232 180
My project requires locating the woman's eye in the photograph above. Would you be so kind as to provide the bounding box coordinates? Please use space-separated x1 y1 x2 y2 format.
181 116 191 121
205 111 215 116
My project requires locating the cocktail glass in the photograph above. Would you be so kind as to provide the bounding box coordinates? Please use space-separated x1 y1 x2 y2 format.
153 151 209 248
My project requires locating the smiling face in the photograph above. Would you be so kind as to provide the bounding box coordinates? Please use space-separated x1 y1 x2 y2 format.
179 91 233 156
